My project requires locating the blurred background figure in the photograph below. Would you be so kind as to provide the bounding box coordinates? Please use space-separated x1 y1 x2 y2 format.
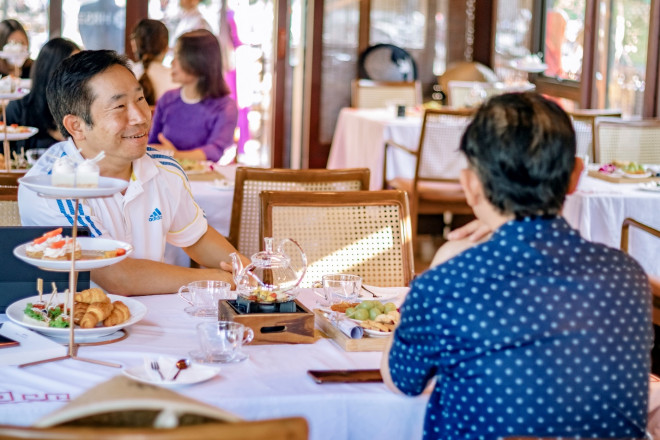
6 38 80 153
130 19 177 106
170 0 211 47
78 0 125 52
149 29 237 162
0 19 33 78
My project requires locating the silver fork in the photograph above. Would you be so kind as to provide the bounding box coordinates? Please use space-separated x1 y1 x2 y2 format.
150 361 165 380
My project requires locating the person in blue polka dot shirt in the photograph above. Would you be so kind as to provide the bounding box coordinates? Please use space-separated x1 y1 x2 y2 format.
382 92 653 439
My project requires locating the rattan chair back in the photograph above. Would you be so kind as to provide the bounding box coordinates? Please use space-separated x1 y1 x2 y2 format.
351 79 421 109
566 109 621 158
594 117 660 164
260 190 414 287
229 167 370 257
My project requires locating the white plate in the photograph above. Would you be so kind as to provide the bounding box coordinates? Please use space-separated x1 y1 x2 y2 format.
363 328 392 338
13 237 133 271
5 294 147 340
639 182 660 192
0 89 28 100
19 175 128 198
622 171 653 179
357 285 408 302
123 363 219 387
207 179 234 191
0 126 37 141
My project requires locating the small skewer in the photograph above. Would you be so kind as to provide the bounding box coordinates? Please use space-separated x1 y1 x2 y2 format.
37 278 43 303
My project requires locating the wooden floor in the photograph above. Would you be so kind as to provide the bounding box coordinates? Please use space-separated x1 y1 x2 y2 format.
413 234 443 275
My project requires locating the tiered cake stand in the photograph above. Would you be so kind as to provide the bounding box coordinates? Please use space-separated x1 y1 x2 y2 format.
0 89 36 171
16 175 132 368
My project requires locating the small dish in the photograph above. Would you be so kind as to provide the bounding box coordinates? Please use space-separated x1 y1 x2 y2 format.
183 306 219 318
123 362 219 387
357 285 408 302
208 179 235 191
18 175 129 198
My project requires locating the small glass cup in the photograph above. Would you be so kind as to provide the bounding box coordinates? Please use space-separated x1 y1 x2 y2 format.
314 274 362 307
190 321 254 364
178 280 231 318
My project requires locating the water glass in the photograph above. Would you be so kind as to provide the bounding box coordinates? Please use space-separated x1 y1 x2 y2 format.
192 321 254 364
178 280 231 318
318 274 362 306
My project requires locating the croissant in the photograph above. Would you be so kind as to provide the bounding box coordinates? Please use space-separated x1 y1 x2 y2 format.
103 301 131 327
73 302 89 326
74 288 109 304
80 301 113 328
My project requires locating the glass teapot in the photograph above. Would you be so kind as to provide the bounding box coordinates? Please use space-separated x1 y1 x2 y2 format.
230 237 307 303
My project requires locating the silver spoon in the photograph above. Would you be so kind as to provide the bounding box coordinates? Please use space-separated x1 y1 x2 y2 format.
172 359 191 380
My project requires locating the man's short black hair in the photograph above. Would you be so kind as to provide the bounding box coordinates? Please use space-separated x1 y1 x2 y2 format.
46 50 132 137
459 92 576 217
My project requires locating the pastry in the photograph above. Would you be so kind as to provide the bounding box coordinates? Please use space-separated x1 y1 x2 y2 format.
73 302 89 326
80 301 113 328
25 228 63 259
74 288 110 304
75 159 100 188
51 156 76 187
42 238 82 260
103 301 130 327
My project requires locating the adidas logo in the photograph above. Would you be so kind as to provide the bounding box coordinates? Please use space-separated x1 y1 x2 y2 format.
149 208 162 222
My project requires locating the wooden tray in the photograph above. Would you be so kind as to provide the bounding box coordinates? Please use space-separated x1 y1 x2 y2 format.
218 299 315 345
588 170 660 183
314 309 389 352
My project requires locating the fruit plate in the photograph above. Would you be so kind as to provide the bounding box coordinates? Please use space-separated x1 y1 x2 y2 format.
5 294 147 341
13 237 133 271
622 171 653 179
363 328 392 338
18 175 128 198
0 126 37 141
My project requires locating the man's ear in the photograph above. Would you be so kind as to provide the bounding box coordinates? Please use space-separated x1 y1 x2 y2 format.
62 114 86 141
567 156 584 195
459 168 483 208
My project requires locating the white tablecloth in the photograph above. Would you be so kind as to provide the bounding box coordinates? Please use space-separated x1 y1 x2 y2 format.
563 175 660 276
0 289 426 440
327 108 422 190
164 166 237 266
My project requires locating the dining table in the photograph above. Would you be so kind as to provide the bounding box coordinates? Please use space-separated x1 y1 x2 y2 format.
327 107 422 190
0 288 427 440
563 172 660 277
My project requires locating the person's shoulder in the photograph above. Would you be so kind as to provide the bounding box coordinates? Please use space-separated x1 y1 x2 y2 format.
204 95 238 115
144 147 187 178
157 89 182 106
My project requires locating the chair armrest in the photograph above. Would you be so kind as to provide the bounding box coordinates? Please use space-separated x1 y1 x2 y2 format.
383 140 417 189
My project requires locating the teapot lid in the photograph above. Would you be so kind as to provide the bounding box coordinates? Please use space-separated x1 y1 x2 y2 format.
250 237 290 268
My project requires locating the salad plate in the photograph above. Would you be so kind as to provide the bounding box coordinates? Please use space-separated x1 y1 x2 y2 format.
18 175 128 198
5 293 147 340
13 237 133 271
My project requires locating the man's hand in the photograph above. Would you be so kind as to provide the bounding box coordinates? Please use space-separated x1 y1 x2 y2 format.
446 219 492 242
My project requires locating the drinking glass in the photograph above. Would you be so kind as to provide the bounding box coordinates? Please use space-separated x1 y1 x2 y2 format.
191 321 254 364
178 280 231 318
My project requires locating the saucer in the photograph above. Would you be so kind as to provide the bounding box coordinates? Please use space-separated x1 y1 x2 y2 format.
123 361 219 387
184 306 218 318
189 349 249 364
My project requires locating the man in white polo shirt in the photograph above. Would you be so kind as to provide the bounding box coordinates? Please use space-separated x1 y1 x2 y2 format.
19 50 247 296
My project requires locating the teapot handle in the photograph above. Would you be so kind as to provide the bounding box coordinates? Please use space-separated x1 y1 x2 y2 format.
277 238 307 288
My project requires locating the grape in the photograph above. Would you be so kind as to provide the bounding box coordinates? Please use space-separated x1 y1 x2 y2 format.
369 307 381 320
345 307 356 318
357 302 372 310
354 308 370 321
384 302 397 313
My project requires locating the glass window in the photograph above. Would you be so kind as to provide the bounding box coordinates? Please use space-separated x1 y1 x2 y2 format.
369 0 426 50
0 1 49 59
62 0 126 52
542 0 585 81
596 0 649 117
492 0 533 83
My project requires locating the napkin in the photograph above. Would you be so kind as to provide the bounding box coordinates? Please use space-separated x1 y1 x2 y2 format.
337 318 364 339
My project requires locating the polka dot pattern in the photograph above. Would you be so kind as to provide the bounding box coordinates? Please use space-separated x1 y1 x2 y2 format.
388 216 653 440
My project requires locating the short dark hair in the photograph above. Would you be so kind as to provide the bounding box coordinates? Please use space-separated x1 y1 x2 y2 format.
175 29 230 99
46 50 132 138
131 19 169 106
459 92 576 217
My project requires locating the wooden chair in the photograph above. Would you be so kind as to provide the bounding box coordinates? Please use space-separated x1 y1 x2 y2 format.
566 108 622 159
351 79 421 109
260 189 414 287
383 107 475 248
229 167 370 257
621 218 660 326
0 172 22 226
0 417 309 440
594 117 660 164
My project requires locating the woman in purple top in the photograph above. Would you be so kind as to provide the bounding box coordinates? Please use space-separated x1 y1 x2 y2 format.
148 29 238 162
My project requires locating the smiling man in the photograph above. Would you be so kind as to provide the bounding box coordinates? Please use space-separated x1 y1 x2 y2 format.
18 50 245 296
